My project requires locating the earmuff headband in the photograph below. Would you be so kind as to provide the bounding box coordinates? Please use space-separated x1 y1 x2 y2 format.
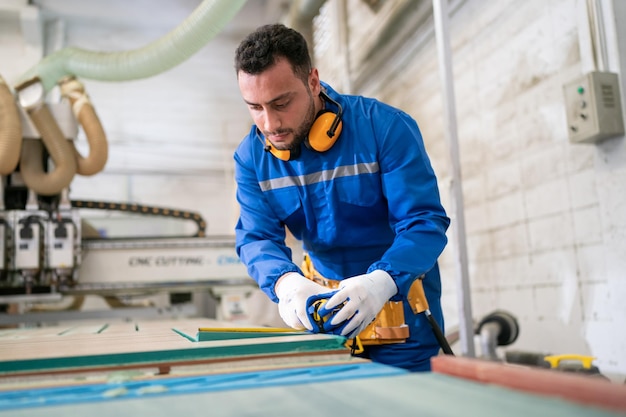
320 90 342 138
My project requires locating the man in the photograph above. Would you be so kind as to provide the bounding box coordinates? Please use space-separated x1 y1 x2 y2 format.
233 23 450 372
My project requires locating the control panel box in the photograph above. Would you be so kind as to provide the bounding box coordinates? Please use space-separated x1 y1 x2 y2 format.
46 219 76 269
10 211 46 270
563 71 625 143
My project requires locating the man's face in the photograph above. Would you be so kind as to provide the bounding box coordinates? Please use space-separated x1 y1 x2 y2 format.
238 58 321 151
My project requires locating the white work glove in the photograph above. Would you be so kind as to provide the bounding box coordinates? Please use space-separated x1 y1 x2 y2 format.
320 270 397 338
275 272 329 331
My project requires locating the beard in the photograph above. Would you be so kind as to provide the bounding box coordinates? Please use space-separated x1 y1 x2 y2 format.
267 90 317 151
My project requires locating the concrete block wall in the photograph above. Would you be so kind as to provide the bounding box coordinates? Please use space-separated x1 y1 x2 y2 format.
314 0 625 380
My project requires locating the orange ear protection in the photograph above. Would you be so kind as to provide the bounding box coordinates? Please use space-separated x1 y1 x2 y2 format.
264 140 295 161
264 90 343 161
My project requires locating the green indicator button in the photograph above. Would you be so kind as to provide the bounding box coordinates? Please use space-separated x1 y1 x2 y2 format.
577 86 585 94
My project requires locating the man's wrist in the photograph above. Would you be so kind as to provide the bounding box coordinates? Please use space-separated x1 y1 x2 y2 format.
275 271 301 299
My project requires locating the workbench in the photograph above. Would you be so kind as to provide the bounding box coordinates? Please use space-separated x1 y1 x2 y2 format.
0 319 624 416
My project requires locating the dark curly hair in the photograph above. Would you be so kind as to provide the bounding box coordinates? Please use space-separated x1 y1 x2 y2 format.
234 24 311 83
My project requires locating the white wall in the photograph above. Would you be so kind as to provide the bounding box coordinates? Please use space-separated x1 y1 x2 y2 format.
314 0 626 381
1 8 42 83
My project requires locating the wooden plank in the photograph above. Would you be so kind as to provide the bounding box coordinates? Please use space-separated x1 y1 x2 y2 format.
0 319 218 362
0 319 349 375
196 327 304 341
0 353 367 392
431 355 626 414
0 326 78 339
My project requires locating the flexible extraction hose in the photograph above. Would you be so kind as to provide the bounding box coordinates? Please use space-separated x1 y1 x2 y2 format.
19 105 77 196
9 0 246 197
15 0 247 92
0 75 22 175
60 77 107 176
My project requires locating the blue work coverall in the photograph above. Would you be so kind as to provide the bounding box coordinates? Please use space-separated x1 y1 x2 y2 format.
234 82 450 371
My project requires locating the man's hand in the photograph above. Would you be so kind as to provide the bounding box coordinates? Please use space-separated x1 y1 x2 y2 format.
275 272 329 331
319 270 397 338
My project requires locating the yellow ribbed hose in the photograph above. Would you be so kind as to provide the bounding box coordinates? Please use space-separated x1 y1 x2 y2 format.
19 105 77 196
0 75 22 175
16 0 247 92
71 100 108 176
60 78 107 176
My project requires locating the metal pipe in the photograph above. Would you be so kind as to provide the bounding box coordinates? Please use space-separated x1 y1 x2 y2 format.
479 321 501 361
336 0 352 94
587 0 608 72
432 0 474 358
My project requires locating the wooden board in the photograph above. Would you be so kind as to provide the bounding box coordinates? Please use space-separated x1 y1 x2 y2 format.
431 355 626 414
0 319 349 376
